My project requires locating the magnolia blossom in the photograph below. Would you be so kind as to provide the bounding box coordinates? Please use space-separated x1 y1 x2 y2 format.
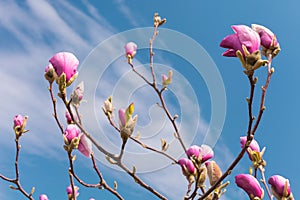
240 136 260 152
252 24 279 49
124 42 137 58
235 174 264 199
70 82 84 106
268 175 292 198
118 104 138 144
39 194 48 200
64 124 80 143
186 144 214 163
78 134 92 157
49 52 79 86
66 185 79 198
178 158 195 174
13 114 25 128
240 136 261 161
220 25 260 57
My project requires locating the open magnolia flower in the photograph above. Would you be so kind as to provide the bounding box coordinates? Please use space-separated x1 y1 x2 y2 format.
220 25 268 73
220 25 260 57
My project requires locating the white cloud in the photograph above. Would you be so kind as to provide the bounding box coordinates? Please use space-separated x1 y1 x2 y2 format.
0 1 235 199
113 0 141 27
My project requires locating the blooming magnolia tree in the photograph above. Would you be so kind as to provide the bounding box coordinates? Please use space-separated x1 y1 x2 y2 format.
0 14 294 200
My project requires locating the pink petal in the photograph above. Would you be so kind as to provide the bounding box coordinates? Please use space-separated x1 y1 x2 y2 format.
13 114 24 127
200 144 214 162
235 174 263 198
118 109 126 127
39 194 48 200
78 134 92 157
268 175 291 196
64 124 80 143
240 136 260 152
232 25 260 54
178 158 195 174
49 52 79 82
222 49 237 57
186 145 201 158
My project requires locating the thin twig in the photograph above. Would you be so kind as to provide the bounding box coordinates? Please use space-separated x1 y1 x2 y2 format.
149 24 158 87
67 110 167 199
129 62 188 155
90 154 124 200
251 55 273 135
68 152 124 199
48 83 64 133
0 137 34 199
67 151 76 200
106 113 177 163
258 166 273 200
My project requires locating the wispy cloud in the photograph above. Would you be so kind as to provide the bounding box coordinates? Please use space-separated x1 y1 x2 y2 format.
0 1 237 199
113 0 143 27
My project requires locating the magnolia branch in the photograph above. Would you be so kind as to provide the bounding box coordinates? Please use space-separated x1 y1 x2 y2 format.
0 135 34 199
199 55 274 200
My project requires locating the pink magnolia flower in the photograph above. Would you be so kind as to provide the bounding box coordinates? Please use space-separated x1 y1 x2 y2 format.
66 185 79 197
178 158 195 174
268 175 291 198
78 134 92 157
49 52 79 86
186 144 214 162
252 24 279 49
235 174 264 199
125 42 137 58
39 194 48 200
13 114 25 128
240 136 260 152
220 25 260 57
64 124 80 143
71 82 84 106
187 145 201 158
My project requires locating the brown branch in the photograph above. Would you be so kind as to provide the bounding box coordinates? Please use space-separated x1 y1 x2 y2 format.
105 112 177 163
149 24 158 87
199 57 274 199
68 152 124 200
48 83 64 134
90 154 124 200
0 136 34 199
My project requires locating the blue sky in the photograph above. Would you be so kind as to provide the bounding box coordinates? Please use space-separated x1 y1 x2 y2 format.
0 0 299 199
